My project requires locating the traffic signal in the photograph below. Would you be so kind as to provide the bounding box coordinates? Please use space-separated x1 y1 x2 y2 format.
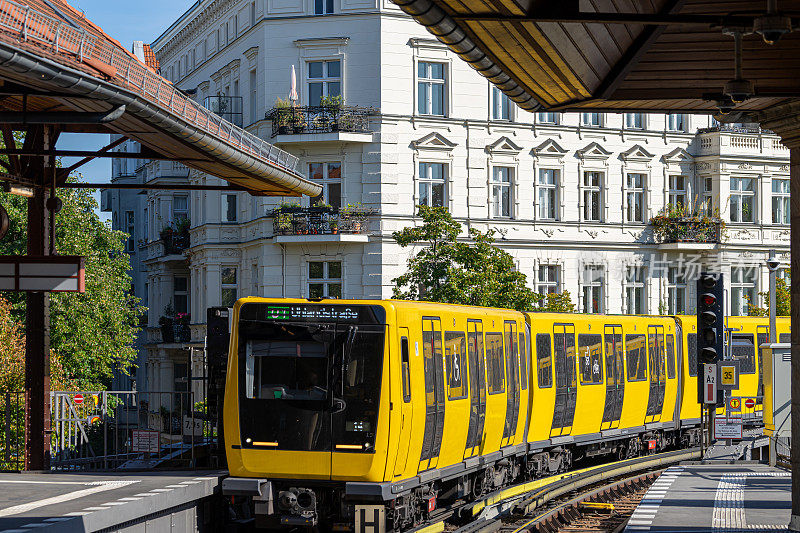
696 272 724 403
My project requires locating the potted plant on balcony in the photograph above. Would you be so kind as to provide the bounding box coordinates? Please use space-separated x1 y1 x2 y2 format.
273 98 292 135
159 225 174 252
649 203 725 244
341 202 370 233
276 211 293 235
320 95 344 131
329 219 339 235
159 303 176 343
175 312 191 342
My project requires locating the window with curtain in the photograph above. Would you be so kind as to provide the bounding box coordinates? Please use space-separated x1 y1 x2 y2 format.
417 62 446 116
730 177 756 223
583 171 603 221
537 168 558 220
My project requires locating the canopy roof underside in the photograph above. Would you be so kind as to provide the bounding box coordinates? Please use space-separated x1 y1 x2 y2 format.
394 0 800 116
0 0 320 197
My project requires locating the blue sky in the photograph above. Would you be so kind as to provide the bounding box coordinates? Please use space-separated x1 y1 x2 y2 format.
58 1 193 219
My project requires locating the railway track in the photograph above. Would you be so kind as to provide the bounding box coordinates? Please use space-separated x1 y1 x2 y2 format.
413 447 700 533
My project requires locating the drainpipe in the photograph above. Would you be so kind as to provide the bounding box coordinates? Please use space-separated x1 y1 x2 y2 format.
280 243 286 298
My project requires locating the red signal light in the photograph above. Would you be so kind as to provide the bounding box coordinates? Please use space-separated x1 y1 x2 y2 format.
702 294 716 307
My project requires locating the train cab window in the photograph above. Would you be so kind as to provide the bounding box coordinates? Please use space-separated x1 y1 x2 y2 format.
445 331 468 399
245 339 328 400
519 331 528 390
401 336 411 402
578 334 603 384
486 332 505 394
687 333 697 377
625 334 647 381
731 333 756 374
666 334 676 379
536 333 553 388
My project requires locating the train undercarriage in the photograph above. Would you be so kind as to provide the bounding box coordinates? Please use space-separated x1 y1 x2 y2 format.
225 426 703 533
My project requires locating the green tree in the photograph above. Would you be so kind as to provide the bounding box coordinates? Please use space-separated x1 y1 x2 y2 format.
747 270 790 317
392 206 541 311
0 185 143 390
535 291 577 313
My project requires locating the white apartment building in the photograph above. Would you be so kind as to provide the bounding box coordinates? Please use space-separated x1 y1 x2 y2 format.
103 0 790 394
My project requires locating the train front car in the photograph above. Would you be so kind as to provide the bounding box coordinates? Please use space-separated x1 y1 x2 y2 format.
223 298 390 529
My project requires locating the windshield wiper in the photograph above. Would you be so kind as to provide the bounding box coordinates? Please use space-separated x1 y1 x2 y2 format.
328 326 358 413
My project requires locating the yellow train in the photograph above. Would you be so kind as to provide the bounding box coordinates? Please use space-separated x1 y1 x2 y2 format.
222 298 788 531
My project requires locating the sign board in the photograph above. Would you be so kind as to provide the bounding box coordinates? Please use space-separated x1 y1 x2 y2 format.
728 397 742 412
73 393 83 405
703 364 717 404
714 415 743 440
0 255 85 293
131 429 160 453
744 398 756 409
182 416 204 437
718 360 740 391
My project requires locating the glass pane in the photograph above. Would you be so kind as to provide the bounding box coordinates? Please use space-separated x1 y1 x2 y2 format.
308 62 323 78
174 277 188 292
328 261 342 279
742 196 754 222
419 183 430 206
418 82 428 114
309 162 324 180
431 84 444 115
226 195 237 221
328 283 342 298
309 82 323 106
432 183 445 207
502 187 510 216
309 283 324 299
222 267 237 285
315 0 323 13
309 262 324 279
418 62 427 78
328 162 341 179
429 63 444 79
325 0 334 13
326 81 341 98
328 183 341 208
731 195 740 222
221 288 237 307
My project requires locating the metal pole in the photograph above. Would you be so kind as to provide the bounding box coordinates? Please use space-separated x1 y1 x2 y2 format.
769 250 778 343
24 125 52 471
788 147 800 532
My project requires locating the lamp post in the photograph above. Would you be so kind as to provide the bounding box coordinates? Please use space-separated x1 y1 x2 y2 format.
766 250 780 343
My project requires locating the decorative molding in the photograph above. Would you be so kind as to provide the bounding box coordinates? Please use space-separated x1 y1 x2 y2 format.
620 144 655 162
532 139 568 158
294 37 350 49
407 37 449 51
662 147 694 164
486 136 523 155
411 131 457 151
738 162 753 170
576 142 611 161
243 46 259 61
154 0 241 64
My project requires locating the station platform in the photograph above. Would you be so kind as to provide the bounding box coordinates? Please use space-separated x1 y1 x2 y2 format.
624 462 791 532
0 470 225 532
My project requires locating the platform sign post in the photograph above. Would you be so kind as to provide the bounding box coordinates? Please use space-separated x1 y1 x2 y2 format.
703 364 717 404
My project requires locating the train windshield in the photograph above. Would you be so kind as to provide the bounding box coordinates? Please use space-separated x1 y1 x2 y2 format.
237 303 386 453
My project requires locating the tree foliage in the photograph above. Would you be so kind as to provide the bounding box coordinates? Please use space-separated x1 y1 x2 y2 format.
0 185 143 391
747 270 790 317
392 206 574 312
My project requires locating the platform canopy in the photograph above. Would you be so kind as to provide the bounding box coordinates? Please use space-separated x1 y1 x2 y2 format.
0 0 320 197
393 0 800 116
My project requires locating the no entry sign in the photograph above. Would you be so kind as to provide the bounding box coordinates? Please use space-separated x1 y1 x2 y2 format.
745 398 756 409
73 394 83 405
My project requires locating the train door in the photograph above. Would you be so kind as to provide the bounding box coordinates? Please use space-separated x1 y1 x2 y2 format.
756 325 768 398
393 329 413 477
645 325 666 423
502 321 520 447
602 325 624 429
550 324 576 437
464 320 486 458
419 317 445 472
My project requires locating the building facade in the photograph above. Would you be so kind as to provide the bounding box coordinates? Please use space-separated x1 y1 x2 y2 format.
103 0 790 394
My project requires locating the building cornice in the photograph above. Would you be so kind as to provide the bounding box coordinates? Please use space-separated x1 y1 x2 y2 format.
154 0 240 64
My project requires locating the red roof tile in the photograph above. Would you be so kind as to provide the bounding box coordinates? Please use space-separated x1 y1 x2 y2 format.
142 44 160 73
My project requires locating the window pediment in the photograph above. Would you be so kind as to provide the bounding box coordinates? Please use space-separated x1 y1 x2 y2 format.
486 136 522 155
620 144 654 162
576 142 611 161
663 147 694 164
532 139 568 158
412 132 457 151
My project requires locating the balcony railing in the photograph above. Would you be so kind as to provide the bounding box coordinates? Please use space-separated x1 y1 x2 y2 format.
203 96 243 128
266 105 373 137
651 217 723 245
269 205 375 236
159 230 190 256
697 122 772 135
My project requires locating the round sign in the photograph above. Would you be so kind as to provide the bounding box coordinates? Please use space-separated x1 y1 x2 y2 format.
73 394 83 405
728 398 741 411
745 398 756 409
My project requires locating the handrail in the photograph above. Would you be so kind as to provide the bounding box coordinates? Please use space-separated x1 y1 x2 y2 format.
0 0 299 173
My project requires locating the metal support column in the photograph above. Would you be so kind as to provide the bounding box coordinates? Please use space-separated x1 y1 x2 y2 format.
23 125 52 471
789 146 800 532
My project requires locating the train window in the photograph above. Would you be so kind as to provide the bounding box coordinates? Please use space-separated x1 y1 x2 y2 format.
245 339 328 400
625 334 647 381
467 321 486 400
445 331 468 399
665 334 676 379
731 334 756 374
485 332 505 394
536 333 552 388
553 326 576 390
666 334 676 379
519 331 528 390
779 333 791 343
401 336 411 403
687 333 697 377
578 334 603 384
604 329 624 384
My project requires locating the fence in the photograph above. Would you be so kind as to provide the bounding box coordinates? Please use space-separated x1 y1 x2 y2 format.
1 390 215 472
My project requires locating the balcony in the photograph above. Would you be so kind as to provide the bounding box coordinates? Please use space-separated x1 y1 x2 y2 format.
650 211 723 252
269 205 375 244
203 95 243 128
158 224 190 257
696 122 787 157
266 105 374 144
